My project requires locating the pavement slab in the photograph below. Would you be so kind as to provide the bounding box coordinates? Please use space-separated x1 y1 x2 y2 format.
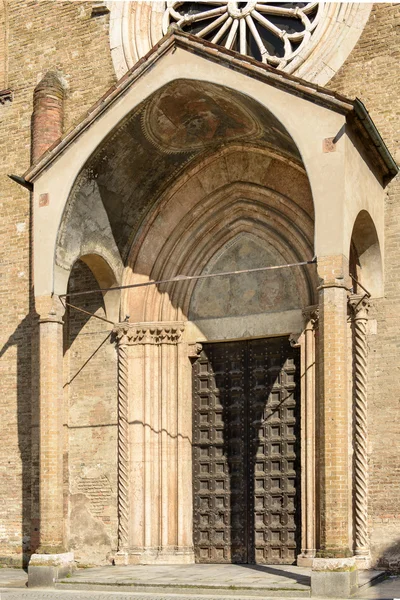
58 564 312 591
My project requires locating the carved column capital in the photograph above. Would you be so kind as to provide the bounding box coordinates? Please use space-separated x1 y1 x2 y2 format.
302 305 319 329
114 322 185 345
348 295 370 321
289 332 301 348
36 294 65 324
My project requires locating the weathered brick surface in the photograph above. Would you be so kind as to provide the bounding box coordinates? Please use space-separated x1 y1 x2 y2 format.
316 256 352 555
327 3 400 570
31 71 64 164
0 1 115 565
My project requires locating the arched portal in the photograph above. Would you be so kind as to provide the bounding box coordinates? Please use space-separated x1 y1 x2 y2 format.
28 34 393 570
93 82 318 565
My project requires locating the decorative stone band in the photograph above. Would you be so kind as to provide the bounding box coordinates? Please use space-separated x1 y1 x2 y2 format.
349 294 370 562
114 322 185 346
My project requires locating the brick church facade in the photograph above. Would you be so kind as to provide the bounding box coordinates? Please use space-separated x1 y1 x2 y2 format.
0 0 399 587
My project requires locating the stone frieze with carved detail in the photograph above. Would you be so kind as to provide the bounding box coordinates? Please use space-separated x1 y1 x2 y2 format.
114 322 185 345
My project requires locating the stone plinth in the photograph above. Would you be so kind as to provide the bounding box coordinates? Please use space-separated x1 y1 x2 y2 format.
311 557 358 598
28 552 74 588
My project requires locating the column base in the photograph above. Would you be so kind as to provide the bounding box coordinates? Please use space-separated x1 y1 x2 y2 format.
311 557 358 598
297 551 315 567
355 553 371 570
28 552 75 588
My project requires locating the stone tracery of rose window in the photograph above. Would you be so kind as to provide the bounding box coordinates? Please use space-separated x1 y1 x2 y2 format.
108 1 373 86
163 1 322 70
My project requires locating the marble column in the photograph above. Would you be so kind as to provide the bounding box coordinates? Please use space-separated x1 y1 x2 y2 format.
298 306 318 565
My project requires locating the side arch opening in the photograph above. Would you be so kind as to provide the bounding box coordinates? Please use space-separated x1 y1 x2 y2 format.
62 257 118 566
349 210 383 298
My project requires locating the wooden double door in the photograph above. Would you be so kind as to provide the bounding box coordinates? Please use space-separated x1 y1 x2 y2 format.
192 337 300 564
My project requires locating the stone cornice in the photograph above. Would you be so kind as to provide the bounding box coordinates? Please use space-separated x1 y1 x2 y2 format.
114 322 185 345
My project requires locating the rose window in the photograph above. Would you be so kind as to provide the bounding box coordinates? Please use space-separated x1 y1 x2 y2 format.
163 1 323 69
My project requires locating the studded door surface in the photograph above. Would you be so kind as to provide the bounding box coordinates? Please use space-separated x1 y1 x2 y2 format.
192 337 300 564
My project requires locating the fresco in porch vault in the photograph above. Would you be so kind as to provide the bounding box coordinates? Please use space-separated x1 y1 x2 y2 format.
189 234 301 320
142 80 262 152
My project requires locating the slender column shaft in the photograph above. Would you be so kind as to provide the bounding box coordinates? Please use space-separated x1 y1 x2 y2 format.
349 295 370 559
302 307 318 558
116 341 130 553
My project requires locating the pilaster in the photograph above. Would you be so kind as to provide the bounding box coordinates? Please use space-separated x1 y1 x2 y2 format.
316 256 351 556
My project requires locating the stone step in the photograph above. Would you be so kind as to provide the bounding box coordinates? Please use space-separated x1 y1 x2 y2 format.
56 581 311 597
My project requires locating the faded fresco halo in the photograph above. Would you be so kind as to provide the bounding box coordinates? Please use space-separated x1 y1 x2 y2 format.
142 80 263 153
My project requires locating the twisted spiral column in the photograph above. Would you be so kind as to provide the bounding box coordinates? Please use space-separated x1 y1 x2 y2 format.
116 339 130 553
349 295 370 559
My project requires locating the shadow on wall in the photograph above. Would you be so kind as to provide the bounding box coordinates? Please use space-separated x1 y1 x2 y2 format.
0 188 38 568
63 259 118 566
192 337 301 565
376 539 400 574
0 312 38 570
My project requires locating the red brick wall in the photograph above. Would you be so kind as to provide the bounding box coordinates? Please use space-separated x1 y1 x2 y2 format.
0 1 115 565
327 3 400 570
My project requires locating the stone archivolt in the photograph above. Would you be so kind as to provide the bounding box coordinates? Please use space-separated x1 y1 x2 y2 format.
122 146 316 324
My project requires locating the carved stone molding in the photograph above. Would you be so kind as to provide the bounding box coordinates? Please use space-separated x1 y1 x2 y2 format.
302 305 319 329
114 322 185 345
289 332 301 348
188 342 202 358
116 338 129 553
349 294 370 560
108 2 372 87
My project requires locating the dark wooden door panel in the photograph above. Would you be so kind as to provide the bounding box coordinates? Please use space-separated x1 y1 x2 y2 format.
248 337 300 564
192 337 300 564
192 342 248 563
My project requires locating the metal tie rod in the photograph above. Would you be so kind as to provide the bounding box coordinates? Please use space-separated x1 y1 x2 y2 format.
60 257 317 300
